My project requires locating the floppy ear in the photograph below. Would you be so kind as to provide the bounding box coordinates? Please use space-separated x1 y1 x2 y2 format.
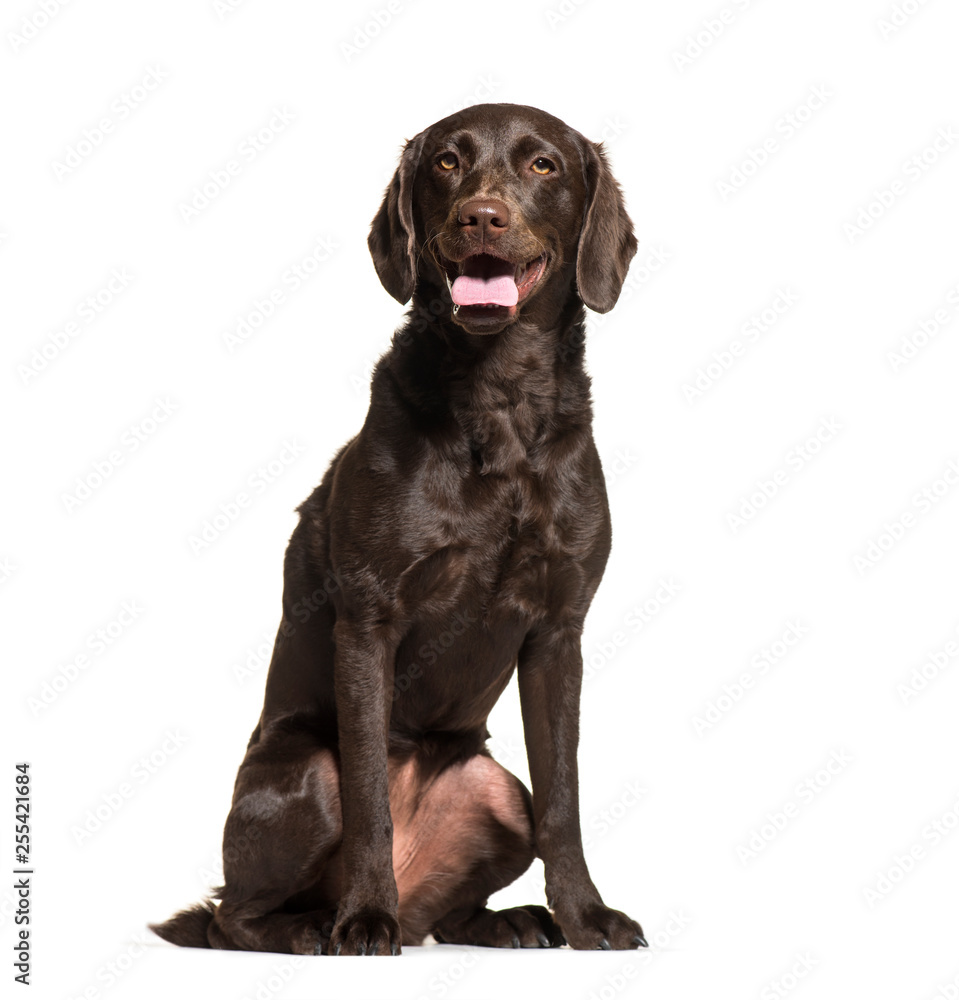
368 134 424 304
576 141 638 313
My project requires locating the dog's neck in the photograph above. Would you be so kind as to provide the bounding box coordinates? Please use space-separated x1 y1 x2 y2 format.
385 280 594 476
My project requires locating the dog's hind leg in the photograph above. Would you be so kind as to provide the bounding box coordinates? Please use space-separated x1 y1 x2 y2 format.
207 737 343 954
388 754 565 948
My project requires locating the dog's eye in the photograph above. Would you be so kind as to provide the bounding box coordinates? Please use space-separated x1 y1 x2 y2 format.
531 157 555 175
437 153 459 171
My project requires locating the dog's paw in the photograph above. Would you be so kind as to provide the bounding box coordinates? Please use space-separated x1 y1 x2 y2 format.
328 907 401 956
553 903 646 951
434 904 566 948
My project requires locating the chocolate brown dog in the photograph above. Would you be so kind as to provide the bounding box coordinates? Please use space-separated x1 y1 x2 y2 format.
151 103 645 956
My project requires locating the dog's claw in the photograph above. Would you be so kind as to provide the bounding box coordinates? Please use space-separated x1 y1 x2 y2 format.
511 935 521 949
537 933 550 948
634 934 648 948
333 944 341 956
391 942 399 956
599 938 612 950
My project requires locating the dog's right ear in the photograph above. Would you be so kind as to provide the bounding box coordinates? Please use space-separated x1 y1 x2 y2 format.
368 134 424 304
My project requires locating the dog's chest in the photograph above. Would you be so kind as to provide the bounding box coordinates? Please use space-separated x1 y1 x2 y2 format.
408 457 596 628
391 376 607 626
390 469 599 731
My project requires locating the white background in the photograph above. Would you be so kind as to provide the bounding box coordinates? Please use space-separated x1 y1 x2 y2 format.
3 0 958 998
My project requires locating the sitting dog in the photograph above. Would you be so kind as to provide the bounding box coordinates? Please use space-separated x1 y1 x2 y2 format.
151 102 645 955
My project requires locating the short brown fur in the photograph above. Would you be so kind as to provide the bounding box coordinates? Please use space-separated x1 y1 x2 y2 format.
151 103 644 956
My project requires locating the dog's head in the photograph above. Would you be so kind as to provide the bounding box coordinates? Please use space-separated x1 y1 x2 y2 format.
369 103 636 336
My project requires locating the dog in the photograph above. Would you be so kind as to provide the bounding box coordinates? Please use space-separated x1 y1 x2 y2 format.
151 102 645 956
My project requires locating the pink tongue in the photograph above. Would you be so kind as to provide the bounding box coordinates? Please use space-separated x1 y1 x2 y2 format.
451 274 518 307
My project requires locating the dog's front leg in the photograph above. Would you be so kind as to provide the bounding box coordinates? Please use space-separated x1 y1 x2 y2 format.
328 617 402 956
518 627 647 950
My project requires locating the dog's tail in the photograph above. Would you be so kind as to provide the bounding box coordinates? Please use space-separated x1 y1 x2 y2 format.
149 899 216 948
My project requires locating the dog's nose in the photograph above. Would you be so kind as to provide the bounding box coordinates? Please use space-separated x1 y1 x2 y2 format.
457 198 510 240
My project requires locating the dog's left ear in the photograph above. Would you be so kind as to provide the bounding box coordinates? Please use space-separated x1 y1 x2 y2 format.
576 141 638 313
368 134 424 304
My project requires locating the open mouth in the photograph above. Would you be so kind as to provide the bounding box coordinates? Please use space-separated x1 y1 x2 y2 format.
442 252 548 321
